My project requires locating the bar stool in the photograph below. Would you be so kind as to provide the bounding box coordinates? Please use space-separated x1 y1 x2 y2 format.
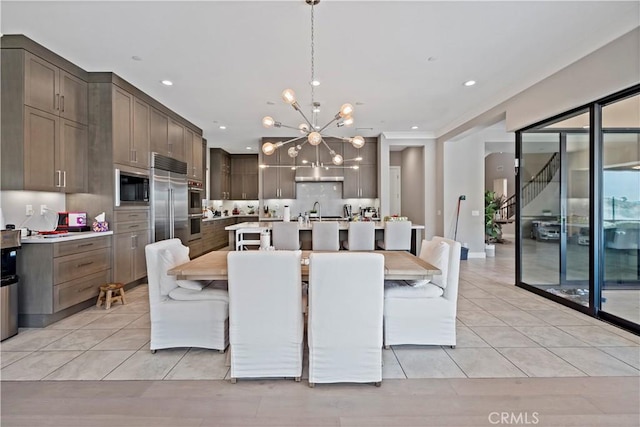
235 228 265 251
272 222 301 250
312 221 340 251
343 221 375 251
96 283 126 309
377 221 412 250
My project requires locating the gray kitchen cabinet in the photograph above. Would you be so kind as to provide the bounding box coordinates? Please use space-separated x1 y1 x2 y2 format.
342 138 377 198
22 106 87 193
113 209 150 285
17 235 112 327
1 44 88 192
210 148 231 200
24 51 88 125
261 140 295 199
113 86 150 168
168 118 185 162
231 155 259 200
185 128 204 181
150 107 169 157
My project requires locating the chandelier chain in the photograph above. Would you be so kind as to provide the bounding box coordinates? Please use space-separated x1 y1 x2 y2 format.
310 2 315 110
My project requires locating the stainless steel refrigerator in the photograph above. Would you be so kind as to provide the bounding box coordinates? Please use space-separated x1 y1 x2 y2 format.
150 153 188 244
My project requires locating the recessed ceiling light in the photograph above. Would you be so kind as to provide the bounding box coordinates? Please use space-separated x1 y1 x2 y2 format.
131 55 142 61
355 102 365 106
411 126 419 130
266 101 275 105
463 80 476 87
245 146 252 150
219 125 226 130
161 80 173 86
310 80 320 87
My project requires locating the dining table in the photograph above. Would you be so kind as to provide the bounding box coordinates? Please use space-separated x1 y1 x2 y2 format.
168 250 441 281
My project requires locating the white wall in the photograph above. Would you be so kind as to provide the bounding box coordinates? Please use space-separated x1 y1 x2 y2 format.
443 134 485 257
400 147 424 224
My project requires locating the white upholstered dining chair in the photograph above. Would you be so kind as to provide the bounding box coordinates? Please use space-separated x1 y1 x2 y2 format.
227 250 304 382
272 222 301 250
383 236 461 348
145 239 229 353
343 221 375 251
377 220 412 250
312 221 340 251
308 252 385 386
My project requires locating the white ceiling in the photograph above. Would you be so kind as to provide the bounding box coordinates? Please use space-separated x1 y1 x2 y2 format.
2 1 638 153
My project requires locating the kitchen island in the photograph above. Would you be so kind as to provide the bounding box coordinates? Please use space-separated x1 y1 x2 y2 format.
226 221 425 255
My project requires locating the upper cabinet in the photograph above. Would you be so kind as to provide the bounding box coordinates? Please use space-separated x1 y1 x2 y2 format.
261 140 296 199
230 155 258 200
1 45 88 192
168 118 185 162
210 148 231 200
185 129 204 182
343 138 377 198
150 107 169 157
24 51 87 125
112 86 150 169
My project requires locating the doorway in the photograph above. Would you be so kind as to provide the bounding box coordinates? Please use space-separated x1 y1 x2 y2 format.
389 166 401 215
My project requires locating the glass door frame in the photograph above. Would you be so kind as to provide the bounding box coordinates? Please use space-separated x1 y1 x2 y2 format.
515 84 640 334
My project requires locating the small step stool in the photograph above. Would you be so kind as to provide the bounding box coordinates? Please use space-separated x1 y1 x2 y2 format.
96 283 126 309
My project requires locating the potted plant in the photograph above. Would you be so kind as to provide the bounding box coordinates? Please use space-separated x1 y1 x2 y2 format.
485 190 505 244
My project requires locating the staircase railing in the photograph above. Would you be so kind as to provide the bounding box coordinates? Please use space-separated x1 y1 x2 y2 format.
499 153 559 220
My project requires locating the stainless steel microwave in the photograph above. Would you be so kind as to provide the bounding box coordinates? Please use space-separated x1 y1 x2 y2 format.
115 168 149 207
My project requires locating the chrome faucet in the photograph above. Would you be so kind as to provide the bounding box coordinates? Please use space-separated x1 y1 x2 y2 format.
312 201 322 221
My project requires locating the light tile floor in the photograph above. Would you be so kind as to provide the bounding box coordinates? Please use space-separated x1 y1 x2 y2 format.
1 244 638 382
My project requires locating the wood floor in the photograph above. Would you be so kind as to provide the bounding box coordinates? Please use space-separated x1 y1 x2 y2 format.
2 244 639 426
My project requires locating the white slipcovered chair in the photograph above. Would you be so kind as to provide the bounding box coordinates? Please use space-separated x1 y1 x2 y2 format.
383 236 461 348
343 221 375 251
308 252 385 386
145 239 229 352
377 220 412 250
227 250 304 382
272 222 301 250
312 221 340 251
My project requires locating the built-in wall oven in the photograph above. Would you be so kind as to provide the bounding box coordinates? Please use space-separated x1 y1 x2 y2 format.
188 181 204 215
188 214 202 241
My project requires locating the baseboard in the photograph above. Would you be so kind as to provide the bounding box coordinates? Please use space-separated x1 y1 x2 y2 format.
468 251 486 259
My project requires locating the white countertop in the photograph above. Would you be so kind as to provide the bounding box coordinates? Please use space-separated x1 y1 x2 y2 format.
21 231 113 244
225 221 424 231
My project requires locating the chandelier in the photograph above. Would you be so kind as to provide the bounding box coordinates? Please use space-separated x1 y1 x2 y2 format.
261 0 364 168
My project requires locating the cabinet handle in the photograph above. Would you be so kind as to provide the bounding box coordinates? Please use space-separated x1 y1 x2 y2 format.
62 171 67 188
77 261 94 268
128 214 139 218
77 243 94 248
55 93 60 110
60 95 65 112
55 170 61 187
129 224 140 229
77 284 95 293
131 234 137 249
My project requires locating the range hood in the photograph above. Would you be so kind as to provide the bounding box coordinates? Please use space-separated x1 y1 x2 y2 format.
295 166 344 182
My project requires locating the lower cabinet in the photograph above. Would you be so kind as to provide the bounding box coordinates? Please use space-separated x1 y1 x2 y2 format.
17 235 112 327
113 209 150 285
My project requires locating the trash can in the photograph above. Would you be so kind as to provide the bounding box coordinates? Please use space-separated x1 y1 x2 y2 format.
485 244 495 258
0 275 19 341
460 246 469 260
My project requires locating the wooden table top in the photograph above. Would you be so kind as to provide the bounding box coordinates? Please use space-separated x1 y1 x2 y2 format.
168 250 440 281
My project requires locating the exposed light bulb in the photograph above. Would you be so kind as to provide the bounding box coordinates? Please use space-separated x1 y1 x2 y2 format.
332 154 344 165
312 106 321 113
308 132 322 146
262 142 275 155
339 103 354 118
298 123 309 133
281 89 296 104
302 159 309 164
352 165 359 170
287 146 298 158
351 135 365 149
310 80 320 86
262 116 275 128
342 115 354 126
355 156 363 161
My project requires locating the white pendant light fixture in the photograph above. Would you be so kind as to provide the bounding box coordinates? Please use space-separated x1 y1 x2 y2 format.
261 0 364 168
